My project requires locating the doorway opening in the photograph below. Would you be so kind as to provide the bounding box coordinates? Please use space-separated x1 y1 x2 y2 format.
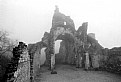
40 47 46 65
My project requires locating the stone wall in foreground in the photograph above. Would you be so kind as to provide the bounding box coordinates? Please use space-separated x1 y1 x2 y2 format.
14 49 30 82
4 42 30 82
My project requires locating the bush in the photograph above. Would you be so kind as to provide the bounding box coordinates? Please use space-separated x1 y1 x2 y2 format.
104 60 121 74
0 54 11 81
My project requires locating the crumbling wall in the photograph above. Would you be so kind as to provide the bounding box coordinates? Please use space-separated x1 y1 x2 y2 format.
87 35 103 68
3 42 30 82
48 6 77 71
33 49 41 77
28 41 46 80
14 49 30 82
42 32 51 67
75 22 104 69
75 22 88 68
36 6 105 71
49 6 104 70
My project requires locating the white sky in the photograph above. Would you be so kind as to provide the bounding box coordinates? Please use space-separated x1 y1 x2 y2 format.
0 0 121 49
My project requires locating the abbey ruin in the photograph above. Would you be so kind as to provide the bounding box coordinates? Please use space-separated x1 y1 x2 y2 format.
2 6 121 82
28 6 105 80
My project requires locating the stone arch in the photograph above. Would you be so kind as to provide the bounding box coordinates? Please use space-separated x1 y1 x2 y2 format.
49 26 76 72
54 27 75 40
54 27 75 63
42 6 89 73
48 6 76 72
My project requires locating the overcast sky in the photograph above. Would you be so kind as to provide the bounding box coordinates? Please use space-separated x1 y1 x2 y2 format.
1 0 121 49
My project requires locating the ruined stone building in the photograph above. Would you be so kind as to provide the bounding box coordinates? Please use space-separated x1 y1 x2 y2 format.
27 6 104 76
3 6 121 82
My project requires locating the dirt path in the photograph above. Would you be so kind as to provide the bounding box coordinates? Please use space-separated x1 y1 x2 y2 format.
35 65 121 82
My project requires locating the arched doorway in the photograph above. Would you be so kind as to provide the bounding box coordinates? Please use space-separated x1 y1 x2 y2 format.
47 6 77 73
49 27 76 73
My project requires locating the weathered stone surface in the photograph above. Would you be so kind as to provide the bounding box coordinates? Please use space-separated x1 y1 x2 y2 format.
85 52 90 69
3 42 30 82
75 22 88 68
49 6 104 70
91 54 100 68
77 22 88 43
49 6 76 71
33 49 41 77
27 6 105 74
14 56 30 82
88 33 95 39
44 47 50 67
14 43 30 82
41 6 106 71
3 6 121 82
28 41 47 79
42 32 50 46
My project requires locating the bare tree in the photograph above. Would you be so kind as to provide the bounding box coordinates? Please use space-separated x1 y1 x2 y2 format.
0 29 19 80
0 29 18 55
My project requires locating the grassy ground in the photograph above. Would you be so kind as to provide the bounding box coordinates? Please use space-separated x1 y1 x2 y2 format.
35 64 121 82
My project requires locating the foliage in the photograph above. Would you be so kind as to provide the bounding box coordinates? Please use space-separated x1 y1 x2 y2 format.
0 30 18 52
104 58 121 74
0 29 18 81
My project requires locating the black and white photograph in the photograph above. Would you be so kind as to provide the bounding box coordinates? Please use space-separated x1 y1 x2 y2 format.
0 0 121 82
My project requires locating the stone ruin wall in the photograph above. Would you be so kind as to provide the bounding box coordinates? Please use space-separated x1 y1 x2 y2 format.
18 7 121 82
10 6 121 82
4 42 30 82
11 42 46 82
2 6 121 82
28 41 47 81
14 49 30 82
41 6 105 70
27 6 107 78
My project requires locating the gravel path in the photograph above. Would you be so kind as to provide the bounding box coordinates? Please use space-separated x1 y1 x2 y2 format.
35 65 121 82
